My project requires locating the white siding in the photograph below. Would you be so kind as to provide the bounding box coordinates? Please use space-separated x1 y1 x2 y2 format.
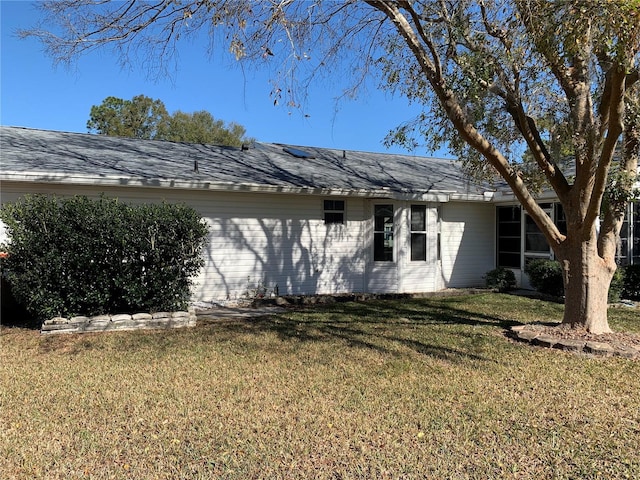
440 202 495 288
0 182 367 302
200 193 367 300
1 182 499 301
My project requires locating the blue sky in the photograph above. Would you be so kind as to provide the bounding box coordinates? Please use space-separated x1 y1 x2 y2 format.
1 1 450 156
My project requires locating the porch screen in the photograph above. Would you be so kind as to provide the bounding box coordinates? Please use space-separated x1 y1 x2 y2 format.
620 211 630 265
374 204 394 261
634 202 640 264
497 206 521 268
525 204 551 253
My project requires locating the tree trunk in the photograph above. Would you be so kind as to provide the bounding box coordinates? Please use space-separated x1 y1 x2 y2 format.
559 239 615 334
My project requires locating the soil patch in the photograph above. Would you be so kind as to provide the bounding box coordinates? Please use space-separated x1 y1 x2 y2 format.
509 322 640 359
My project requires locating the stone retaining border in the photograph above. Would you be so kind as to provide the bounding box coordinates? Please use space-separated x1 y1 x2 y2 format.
508 325 640 359
41 309 197 335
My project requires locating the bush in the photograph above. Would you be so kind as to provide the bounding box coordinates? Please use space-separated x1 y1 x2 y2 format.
484 267 517 292
524 258 628 302
608 268 625 303
0 195 208 321
524 259 564 297
621 264 640 300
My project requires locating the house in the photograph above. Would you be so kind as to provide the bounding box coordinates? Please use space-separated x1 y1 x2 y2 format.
1 126 638 302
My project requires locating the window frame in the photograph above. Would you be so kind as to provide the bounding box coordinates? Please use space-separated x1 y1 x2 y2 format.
496 205 522 268
373 204 394 262
410 204 427 262
323 199 345 225
633 201 640 265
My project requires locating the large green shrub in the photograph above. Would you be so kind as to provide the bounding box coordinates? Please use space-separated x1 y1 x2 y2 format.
524 259 564 297
484 267 517 292
524 258 628 302
0 195 208 321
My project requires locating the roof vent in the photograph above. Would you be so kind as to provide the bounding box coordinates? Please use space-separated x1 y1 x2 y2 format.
283 147 315 159
241 143 250 151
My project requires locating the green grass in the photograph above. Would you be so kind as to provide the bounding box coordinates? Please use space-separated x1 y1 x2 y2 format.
1 293 639 479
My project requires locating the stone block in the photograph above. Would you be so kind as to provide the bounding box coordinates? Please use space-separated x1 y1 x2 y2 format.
43 309 198 334
554 339 586 352
584 341 615 356
69 316 90 324
44 317 69 325
41 324 78 333
147 318 171 326
275 296 290 306
515 330 539 342
532 334 557 348
613 345 640 359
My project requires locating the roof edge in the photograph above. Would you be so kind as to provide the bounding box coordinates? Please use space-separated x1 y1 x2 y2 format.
0 172 396 199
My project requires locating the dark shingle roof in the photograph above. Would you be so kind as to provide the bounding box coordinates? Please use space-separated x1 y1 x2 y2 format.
0 126 489 198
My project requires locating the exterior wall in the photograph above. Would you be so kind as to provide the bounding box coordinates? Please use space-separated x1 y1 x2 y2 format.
0 182 368 302
397 202 441 293
363 200 442 294
365 200 399 293
1 181 497 302
440 202 495 288
199 193 367 300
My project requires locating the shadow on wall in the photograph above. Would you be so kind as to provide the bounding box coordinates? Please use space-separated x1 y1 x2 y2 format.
203 215 366 300
439 203 495 289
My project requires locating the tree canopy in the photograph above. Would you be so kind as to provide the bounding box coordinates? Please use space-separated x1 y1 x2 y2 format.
21 1 640 333
87 94 251 146
87 95 169 140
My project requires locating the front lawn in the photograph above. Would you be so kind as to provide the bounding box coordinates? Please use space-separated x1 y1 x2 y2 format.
1 293 639 479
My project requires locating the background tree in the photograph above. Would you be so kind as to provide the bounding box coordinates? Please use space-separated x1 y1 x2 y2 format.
88 94 251 146
22 1 640 333
165 110 249 146
87 94 169 139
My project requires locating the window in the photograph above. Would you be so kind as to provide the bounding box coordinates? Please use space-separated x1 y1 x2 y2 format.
497 206 521 268
283 147 315 159
554 203 567 235
324 199 345 225
619 213 629 265
616 201 640 265
410 205 427 261
374 204 394 261
525 203 551 254
525 214 550 253
633 201 640 265
436 206 442 262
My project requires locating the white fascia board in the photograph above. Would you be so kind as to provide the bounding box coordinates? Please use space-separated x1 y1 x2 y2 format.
448 192 494 202
0 172 495 202
0 172 394 199
491 190 560 203
389 192 452 202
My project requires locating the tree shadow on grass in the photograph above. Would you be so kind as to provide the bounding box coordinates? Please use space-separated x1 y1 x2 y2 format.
34 296 523 363
198 298 519 364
